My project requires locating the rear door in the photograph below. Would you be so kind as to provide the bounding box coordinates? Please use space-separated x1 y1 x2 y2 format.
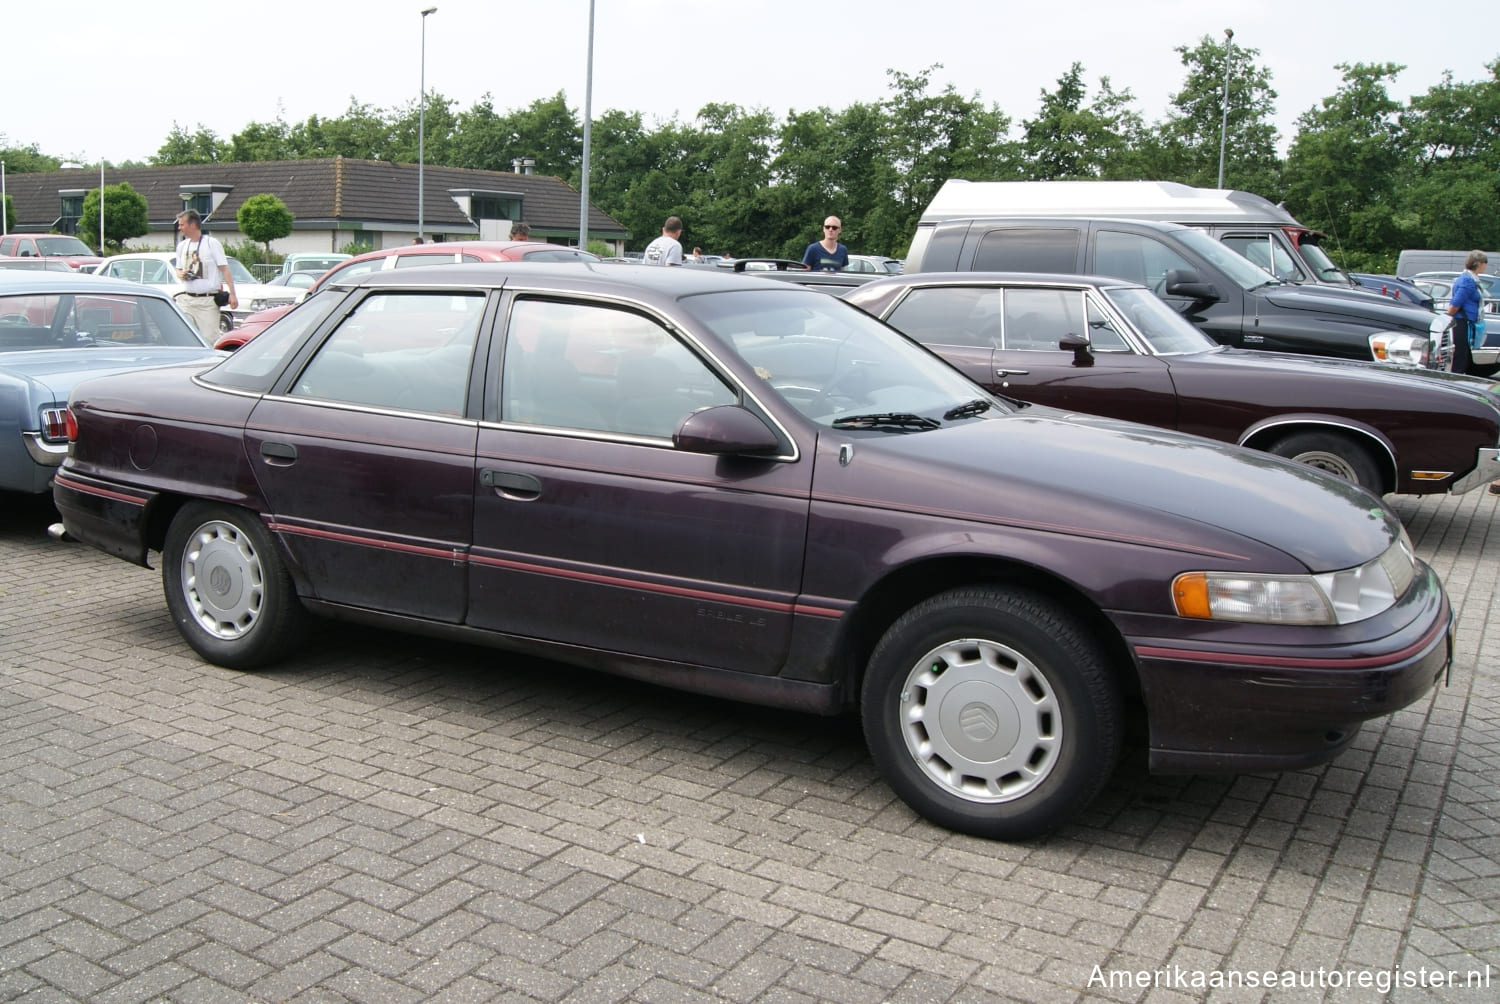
244 287 487 622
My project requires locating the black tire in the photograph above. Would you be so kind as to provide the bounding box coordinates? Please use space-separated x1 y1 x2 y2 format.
162 502 308 669
861 586 1123 840
1268 429 1383 493
219 312 232 333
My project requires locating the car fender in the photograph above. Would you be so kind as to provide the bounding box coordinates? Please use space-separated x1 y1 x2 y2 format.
1238 413 1397 476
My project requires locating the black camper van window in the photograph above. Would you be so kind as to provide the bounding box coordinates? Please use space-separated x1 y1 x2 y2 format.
973 228 1080 273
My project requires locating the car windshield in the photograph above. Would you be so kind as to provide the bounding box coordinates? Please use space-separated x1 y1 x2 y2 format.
1298 242 1350 283
1102 287 1217 355
36 237 94 257
226 259 257 283
0 291 206 348
1175 228 1285 291
680 288 1009 427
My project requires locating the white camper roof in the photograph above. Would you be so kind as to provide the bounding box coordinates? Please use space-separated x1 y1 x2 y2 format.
919 179 1302 227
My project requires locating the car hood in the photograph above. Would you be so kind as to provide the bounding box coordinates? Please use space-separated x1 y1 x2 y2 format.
828 407 1400 574
1258 283 1438 331
2 347 223 401
1185 346 1500 409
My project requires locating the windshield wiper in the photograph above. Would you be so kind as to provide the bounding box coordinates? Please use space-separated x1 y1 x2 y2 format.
943 399 992 420
831 412 941 431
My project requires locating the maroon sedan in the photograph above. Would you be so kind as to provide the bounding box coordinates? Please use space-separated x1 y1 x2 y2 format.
846 272 1500 496
55 263 1451 839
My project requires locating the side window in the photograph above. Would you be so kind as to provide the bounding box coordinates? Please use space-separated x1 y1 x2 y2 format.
886 286 999 348
393 253 458 268
1084 298 1131 352
1220 234 1305 282
289 291 484 414
105 261 141 282
0 238 14 255
1001 288 1087 351
972 228 1080 272
141 260 173 283
501 298 737 438
1095 230 1193 291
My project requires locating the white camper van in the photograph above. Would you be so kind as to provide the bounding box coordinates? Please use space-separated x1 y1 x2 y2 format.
915 180 1355 288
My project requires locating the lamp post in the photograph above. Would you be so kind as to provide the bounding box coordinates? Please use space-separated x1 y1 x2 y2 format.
418 6 437 242
1217 28 1234 189
578 0 595 249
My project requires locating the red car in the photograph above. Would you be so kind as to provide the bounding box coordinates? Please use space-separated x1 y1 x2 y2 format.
0 234 103 272
215 241 599 350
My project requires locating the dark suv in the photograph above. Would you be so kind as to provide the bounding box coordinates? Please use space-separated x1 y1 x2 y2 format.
906 216 1449 368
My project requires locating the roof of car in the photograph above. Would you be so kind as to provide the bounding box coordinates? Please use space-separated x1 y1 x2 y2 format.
0 269 178 297
334 260 815 297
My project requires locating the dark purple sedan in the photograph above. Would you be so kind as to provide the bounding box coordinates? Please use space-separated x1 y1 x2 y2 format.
845 272 1500 496
53 263 1452 839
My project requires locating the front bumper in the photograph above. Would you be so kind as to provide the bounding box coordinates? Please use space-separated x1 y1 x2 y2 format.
1123 564 1452 773
1449 447 1500 495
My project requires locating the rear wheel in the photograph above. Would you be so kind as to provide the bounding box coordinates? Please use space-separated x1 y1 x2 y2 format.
1268 430 1383 493
162 502 308 669
861 586 1122 840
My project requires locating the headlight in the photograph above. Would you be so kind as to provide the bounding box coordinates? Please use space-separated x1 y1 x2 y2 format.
1173 533 1416 626
1368 330 1429 368
250 297 269 311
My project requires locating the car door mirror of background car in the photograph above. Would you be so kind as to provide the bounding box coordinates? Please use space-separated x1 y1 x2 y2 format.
1059 333 1094 367
1164 269 1219 302
673 405 782 456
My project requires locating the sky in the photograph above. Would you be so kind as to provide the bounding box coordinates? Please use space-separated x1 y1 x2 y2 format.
3 1 1496 169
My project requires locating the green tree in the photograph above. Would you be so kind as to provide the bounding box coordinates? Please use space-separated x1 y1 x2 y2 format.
236 193 295 262
1396 62 1500 251
2 193 13 233
78 182 149 250
0 140 62 173
153 124 229 164
229 119 295 162
1137 35 1282 195
1283 63 1405 257
1019 63 1144 180
287 99 394 160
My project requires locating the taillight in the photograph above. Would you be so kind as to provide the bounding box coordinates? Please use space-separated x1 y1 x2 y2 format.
40 407 70 444
64 408 79 442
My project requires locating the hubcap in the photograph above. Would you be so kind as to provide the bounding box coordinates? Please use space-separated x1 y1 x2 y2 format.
1291 449 1358 482
899 638 1061 803
180 520 264 640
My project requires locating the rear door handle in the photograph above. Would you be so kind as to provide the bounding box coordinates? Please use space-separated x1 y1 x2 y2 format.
260 441 297 462
481 469 542 499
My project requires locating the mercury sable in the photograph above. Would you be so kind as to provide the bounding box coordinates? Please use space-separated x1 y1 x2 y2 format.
53 263 1451 838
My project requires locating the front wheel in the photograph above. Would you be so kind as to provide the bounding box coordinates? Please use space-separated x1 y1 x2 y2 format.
861 586 1122 840
1268 430 1383 493
162 502 308 669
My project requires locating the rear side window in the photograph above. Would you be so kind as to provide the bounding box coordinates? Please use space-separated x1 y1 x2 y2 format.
887 287 999 348
972 228 1080 273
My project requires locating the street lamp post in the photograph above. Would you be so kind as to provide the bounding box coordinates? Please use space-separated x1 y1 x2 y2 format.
579 0 595 249
1217 28 1234 189
418 6 437 242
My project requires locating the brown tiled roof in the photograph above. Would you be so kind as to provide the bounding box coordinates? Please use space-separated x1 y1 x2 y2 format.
3 157 626 238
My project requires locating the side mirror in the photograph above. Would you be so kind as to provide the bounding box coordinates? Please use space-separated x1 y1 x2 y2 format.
1164 268 1218 301
674 405 782 456
1058 333 1094 367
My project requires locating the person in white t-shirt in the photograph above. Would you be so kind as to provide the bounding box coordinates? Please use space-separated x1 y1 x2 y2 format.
173 210 237 339
642 217 684 266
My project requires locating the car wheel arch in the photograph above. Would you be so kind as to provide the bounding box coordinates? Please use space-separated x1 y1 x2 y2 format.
1240 416 1396 492
833 555 1139 706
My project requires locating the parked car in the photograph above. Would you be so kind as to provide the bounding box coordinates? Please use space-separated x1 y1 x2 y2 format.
0 269 220 494
0 256 76 273
1349 273 1436 311
216 240 602 350
906 212 1452 369
1397 249 1500 279
844 255 904 275
54 262 1451 839
94 251 302 331
1406 271 1500 374
0 234 102 272
277 252 352 277
845 272 1500 496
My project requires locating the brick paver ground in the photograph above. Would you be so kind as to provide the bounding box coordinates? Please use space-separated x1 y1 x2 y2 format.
1 490 1496 1003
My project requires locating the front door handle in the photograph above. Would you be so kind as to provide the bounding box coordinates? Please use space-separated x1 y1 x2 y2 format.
481 469 542 499
994 368 1030 378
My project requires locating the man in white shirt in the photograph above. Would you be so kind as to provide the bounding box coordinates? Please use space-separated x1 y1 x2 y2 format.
173 210 238 339
642 217 684 266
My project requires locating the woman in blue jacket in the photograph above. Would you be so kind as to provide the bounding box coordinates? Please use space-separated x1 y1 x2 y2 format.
1447 250 1488 375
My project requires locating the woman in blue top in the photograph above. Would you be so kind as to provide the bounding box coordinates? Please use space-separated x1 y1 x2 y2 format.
1447 250 1488 375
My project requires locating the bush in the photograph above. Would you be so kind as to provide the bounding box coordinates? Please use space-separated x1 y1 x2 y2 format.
339 240 374 256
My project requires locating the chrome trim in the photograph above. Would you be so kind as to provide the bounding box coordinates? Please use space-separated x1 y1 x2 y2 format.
23 432 67 465
1448 447 1500 495
1238 416 1397 480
